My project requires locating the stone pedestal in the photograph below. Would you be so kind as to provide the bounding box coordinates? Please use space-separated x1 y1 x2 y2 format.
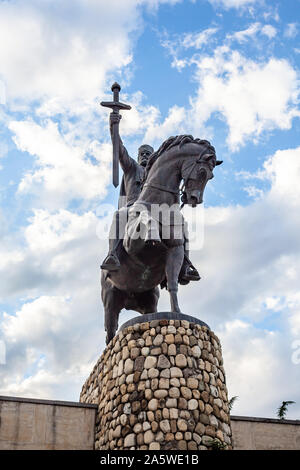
80 313 232 450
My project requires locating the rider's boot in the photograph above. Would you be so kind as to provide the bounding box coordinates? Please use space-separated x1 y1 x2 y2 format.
178 255 201 284
101 235 122 271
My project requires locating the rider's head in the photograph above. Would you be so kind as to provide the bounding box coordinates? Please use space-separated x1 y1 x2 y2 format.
138 144 154 167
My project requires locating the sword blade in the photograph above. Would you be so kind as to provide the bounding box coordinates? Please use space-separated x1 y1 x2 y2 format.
112 121 119 187
101 83 131 188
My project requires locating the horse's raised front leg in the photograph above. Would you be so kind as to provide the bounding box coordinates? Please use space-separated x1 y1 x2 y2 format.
165 244 184 312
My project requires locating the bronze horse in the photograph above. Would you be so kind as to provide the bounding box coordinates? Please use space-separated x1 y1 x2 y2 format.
101 135 222 344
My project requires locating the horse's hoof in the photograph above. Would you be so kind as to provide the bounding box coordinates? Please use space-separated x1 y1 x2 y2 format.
106 335 113 345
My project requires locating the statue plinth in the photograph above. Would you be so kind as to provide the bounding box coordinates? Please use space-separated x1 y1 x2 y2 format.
80 313 233 450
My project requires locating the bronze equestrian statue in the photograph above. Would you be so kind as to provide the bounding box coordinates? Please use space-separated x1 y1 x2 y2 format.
100 83 222 344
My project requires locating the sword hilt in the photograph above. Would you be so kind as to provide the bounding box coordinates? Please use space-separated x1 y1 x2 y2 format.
101 82 131 113
112 82 120 103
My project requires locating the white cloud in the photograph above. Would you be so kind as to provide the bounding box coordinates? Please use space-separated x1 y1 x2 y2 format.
9 119 111 208
0 0 182 108
3 296 73 344
217 320 300 419
0 0 134 106
0 79 6 105
228 23 260 42
0 207 109 398
261 24 277 39
227 23 277 42
160 38 299 150
144 105 188 143
264 146 300 206
208 0 258 9
181 28 219 49
284 23 298 39
0 208 106 300
191 49 300 149
1 294 105 399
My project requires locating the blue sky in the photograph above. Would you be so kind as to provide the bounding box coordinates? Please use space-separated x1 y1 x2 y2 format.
0 0 300 420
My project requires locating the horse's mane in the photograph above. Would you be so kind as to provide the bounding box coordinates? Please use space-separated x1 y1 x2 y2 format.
143 135 215 183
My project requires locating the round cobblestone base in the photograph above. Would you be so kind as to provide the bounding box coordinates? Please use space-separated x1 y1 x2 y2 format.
80 315 232 450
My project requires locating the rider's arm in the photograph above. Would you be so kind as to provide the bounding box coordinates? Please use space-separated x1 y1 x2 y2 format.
110 113 133 173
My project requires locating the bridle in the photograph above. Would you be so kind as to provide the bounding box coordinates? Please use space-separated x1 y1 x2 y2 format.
143 145 214 209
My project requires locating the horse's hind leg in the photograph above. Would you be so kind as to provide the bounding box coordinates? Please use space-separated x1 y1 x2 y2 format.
104 304 121 345
101 275 125 345
165 244 184 312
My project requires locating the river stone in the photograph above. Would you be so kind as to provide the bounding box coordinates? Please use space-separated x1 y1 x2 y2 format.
154 389 168 399
144 356 157 369
142 421 151 431
205 404 213 415
124 433 136 447
188 399 198 410
210 385 219 397
169 387 180 398
159 378 169 389
160 368 171 378
160 419 171 433
148 368 159 378
195 422 205 435
166 398 177 408
124 358 134 374
214 398 223 408
181 386 192 400
209 415 219 428
170 367 183 378
165 334 175 344
153 334 163 346
148 398 158 411
168 344 176 356
133 423 142 433
144 430 155 444
175 354 187 368
134 356 145 372
157 354 171 369
149 442 160 450
187 378 198 389
123 403 131 414
170 408 178 419
155 431 164 442
192 346 201 358
167 325 177 334
177 419 188 431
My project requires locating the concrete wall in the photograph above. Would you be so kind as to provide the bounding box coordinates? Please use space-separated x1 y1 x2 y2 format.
231 416 300 450
1 395 299 450
0 396 97 450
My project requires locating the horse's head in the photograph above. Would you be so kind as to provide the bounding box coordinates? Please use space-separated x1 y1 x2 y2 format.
181 143 222 207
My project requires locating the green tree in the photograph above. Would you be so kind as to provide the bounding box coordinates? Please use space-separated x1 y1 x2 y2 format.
277 401 295 420
228 396 238 412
